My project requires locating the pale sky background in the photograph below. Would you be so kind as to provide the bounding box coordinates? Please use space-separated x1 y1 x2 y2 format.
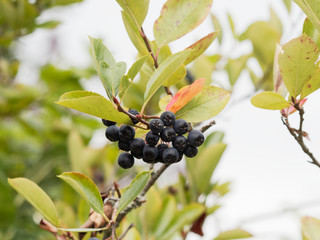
15 0 320 239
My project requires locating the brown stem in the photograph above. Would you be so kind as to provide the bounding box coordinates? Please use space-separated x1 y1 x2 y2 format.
281 105 320 168
119 223 135 240
200 120 216 133
140 27 172 96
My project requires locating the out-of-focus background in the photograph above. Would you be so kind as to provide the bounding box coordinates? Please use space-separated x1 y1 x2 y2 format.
1 0 320 239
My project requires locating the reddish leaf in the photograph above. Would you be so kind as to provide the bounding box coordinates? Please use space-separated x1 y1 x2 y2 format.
166 78 205 113
190 212 206 236
281 98 307 117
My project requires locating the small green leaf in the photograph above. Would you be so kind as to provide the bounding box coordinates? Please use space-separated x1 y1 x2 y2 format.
211 14 223 44
293 0 320 34
128 55 149 80
116 0 149 26
121 11 149 56
89 36 116 69
251 91 290 110
228 13 237 38
301 216 320 240
184 32 218 65
214 229 253 240
36 20 61 29
58 172 107 219
154 196 177 237
118 171 150 214
226 54 251 86
154 0 213 47
175 86 230 122
100 61 127 99
186 143 226 194
56 91 131 124
159 203 205 239
8 178 60 226
278 34 319 98
142 50 191 112
303 17 320 49
301 64 320 98
207 205 221 215
58 226 110 232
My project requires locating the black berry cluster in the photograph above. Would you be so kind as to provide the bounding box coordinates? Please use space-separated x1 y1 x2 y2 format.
102 110 205 169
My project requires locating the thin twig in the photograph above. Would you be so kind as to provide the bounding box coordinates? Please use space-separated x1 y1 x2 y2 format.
200 120 216 133
114 182 121 198
119 223 135 240
281 103 320 168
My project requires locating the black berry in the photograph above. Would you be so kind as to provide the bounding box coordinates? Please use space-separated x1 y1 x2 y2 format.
160 111 176 126
160 127 176 142
119 125 135 142
173 135 187 152
156 144 168 162
128 108 139 124
149 119 164 134
118 153 134 169
105 125 119 142
184 145 198 158
102 119 116 126
142 145 158 163
162 147 179 163
146 131 159 146
130 138 145 158
173 119 188 135
118 141 131 151
188 130 205 147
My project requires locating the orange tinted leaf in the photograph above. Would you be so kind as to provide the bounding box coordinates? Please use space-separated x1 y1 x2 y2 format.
166 78 205 113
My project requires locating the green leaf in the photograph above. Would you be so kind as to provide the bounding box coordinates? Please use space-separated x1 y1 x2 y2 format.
128 55 149 80
89 36 116 68
100 61 127 99
57 172 107 219
56 91 131 124
58 226 110 232
68 130 84 173
118 171 150 214
184 32 218 65
116 0 149 26
278 34 319 98
121 11 149 55
186 143 226 194
154 0 213 47
293 0 320 34
211 14 223 44
282 0 291 12
303 17 320 49
142 50 191 112
214 229 253 240
251 91 290 110
36 20 61 29
154 196 177 237
159 203 205 239
228 13 237 38
301 63 320 98
8 178 60 226
301 216 320 240
175 86 230 122
163 64 186 87
226 54 251 86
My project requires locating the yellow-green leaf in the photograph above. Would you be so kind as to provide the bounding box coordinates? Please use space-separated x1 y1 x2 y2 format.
116 0 149 26
8 178 60 226
301 64 320 98
211 14 223 44
301 216 320 240
154 196 177 237
56 91 131 124
118 171 150 214
175 86 230 122
159 203 205 240
121 11 149 56
154 0 213 47
186 143 226 194
184 32 218 65
142 50 191 113
214 229 253 240
57 172 107 219
278 34 319 97
251 91 290 110
226 54 251 86
303 17 320 49
293 0 320 34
